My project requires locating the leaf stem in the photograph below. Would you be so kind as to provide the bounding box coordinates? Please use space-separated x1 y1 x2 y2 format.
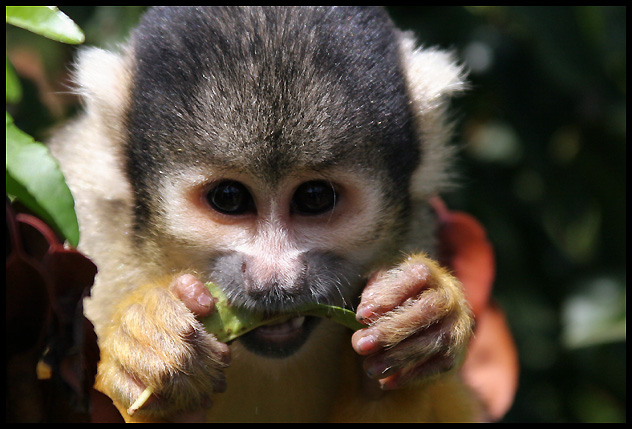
127 385 155 416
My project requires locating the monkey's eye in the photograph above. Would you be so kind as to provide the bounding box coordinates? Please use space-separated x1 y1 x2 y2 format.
207 180 254 215
291 180 337 215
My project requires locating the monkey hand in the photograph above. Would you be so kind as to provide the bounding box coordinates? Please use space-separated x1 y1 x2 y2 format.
95 274 230 420
351 253 473 390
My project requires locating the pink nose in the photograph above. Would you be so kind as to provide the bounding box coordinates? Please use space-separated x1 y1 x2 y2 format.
241 254 306 298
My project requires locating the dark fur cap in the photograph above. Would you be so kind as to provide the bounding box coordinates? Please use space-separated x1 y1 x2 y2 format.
125 6 419 217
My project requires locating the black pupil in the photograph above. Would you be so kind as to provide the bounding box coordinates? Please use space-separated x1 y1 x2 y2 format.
208 181 252 214
292 181 337 215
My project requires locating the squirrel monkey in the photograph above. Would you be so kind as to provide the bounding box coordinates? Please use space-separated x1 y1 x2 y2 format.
49 6 482 422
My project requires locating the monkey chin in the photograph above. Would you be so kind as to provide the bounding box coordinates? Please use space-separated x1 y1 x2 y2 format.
238 316 321 358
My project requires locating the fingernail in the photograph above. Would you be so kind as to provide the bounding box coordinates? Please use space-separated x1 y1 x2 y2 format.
356 304 375 321
355 333 377 354
196 292 213 309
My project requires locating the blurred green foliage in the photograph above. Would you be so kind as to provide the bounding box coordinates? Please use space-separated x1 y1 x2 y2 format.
6 6 625 423
6 6 84 246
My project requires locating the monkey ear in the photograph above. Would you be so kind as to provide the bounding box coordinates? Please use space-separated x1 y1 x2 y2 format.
72 47 133 122
399 33 467 109
399 32 468 200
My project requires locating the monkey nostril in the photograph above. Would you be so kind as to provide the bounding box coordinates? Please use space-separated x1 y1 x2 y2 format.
243 273 307 305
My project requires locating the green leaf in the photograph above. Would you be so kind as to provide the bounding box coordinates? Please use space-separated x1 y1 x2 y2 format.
6 112 80 247
6 6 84 44
562 277 626 349
202 282 290 342
203 282 364 342
6 57 22 104
299 303 365 331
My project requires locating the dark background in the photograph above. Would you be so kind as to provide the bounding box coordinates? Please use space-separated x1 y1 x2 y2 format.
7 6 626 422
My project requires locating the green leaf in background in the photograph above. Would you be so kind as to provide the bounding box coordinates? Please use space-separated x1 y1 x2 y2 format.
6 6 85 44
6 57 22 104
6 112 80 247
562 276 626 349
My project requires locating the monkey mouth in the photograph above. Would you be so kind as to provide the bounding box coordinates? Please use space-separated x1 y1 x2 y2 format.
255 316 306 338
238 316 320 358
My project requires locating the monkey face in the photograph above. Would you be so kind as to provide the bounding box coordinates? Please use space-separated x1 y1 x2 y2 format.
146 165 404 357
117 7 422 358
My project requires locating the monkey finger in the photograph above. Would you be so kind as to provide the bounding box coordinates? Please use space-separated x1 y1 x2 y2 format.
365 288 461 351
352 294 453 357
170 274 215 317
184 326 232 367
356 262 430 323
360 323 457 380
377 354 456 391
351 327 382 355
